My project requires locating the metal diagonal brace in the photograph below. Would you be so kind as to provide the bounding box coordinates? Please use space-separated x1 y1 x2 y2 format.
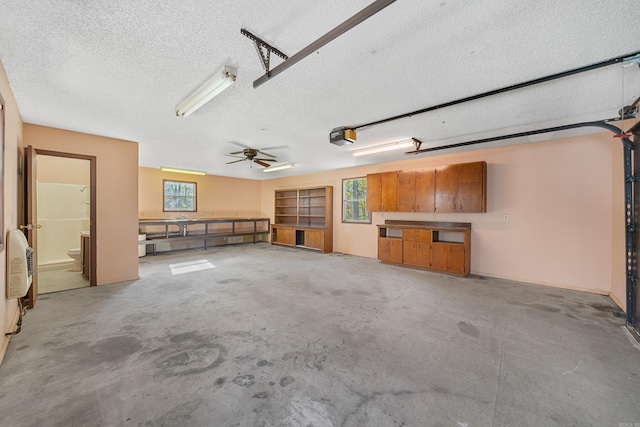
241 29 288 76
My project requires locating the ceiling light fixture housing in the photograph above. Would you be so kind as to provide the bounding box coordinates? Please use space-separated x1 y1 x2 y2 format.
175 66 237 118
263 162 296 173
352 138 421 156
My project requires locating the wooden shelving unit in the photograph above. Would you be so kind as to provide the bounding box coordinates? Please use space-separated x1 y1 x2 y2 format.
272 186 333 253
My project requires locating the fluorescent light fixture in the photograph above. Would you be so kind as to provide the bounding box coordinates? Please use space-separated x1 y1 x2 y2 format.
161 167 206 176
175 66 237 118
263 162 295 173
352 138 420 157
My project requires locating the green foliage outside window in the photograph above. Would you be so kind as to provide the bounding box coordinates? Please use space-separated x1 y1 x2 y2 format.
164 180 196 212
342 177 370 223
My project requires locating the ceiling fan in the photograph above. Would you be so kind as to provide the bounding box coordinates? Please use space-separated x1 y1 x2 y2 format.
225 148 277 168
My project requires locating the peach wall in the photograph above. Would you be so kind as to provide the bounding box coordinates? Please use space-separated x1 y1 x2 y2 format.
38 155 90 185
0 61 23 362
139 167 262 219
261 131 623 297
24 124 139 286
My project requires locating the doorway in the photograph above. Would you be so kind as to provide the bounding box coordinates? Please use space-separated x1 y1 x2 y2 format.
24 147 97 307
37 155 91 293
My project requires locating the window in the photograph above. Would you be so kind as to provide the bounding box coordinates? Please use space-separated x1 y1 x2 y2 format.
163 180 197 212
342 177 370 223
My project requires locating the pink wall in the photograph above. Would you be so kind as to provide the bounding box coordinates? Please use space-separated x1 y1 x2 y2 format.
0 61 24 362
139 167 262 219
261 131 624 297
24 124 139 286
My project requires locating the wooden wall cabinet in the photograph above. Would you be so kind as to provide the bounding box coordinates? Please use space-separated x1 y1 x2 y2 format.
367 171 398 212
377 221 471 276
272 186 333 253
367 161 485 213
435 161 486 213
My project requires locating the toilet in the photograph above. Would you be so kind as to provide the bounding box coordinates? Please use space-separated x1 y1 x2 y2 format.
67 248 82 272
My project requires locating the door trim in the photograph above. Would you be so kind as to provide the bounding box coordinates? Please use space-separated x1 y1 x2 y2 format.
32 149 97 288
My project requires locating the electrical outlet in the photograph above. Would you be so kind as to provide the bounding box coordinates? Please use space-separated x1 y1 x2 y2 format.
503 214 510 222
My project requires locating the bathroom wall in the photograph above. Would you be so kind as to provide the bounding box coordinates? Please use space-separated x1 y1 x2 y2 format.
37 183 90 265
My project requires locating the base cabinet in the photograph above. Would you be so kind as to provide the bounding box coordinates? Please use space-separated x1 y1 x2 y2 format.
377 221 471 276
378 238 403 264
272 225 332 253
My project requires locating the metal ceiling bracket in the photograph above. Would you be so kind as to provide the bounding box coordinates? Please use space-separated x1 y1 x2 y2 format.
241 29 288 76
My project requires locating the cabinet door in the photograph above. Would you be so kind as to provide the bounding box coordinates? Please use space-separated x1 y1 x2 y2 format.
417 229 432 243
381 171 398 212
403 229 418 241
415 169 435 212
273 227 295 245
446 244 466 275
389 239 403 264
435 165 458 213
430 243 448 272
397 170 416 212
417 242 431 268
379 238 402 263
366 173 382 212
457 161 486 213
403 241 418 266
304 229 324 250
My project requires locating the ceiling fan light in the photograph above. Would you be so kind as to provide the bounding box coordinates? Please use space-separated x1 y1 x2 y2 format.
176 66 237 118
263 162 295 173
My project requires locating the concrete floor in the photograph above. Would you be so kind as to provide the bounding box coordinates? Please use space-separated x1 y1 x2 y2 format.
0 243 639 426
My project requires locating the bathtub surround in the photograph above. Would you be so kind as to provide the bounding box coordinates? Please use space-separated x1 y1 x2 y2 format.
36 182 90 266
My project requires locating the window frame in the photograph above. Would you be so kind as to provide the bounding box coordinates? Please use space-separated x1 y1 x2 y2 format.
163 179 197 212
341 176 371 224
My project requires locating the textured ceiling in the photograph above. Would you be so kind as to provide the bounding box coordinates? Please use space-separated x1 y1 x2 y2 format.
1 0 639 180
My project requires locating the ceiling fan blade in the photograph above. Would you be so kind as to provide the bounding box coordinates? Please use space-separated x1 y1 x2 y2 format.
225 153 245 158
254 159 271 168
228 151 245 155
228 141 251 150
257 150 276 158
255 157 277 162
260 145 288 151
226 158 247 165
